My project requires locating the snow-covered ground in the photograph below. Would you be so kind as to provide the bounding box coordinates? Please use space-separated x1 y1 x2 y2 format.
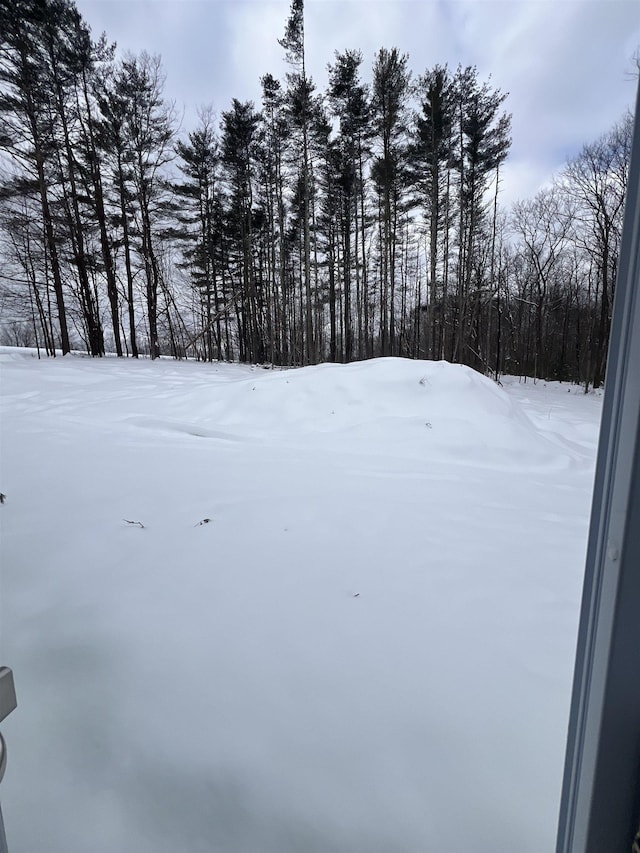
0 348 602 853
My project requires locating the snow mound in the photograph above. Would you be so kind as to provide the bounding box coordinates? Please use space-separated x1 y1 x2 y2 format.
0 349 581 469
136 356 575 470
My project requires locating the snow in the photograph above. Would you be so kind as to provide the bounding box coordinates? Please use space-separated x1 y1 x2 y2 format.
0 348 602 853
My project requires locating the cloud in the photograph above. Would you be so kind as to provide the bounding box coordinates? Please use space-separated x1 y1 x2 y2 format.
73 0 639 203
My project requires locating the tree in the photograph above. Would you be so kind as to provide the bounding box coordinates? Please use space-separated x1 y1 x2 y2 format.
75 34 123 355
411 65 454 358
327 49 372 361
220 98 262 362
175 108 226 361
511 187 573 379
96 67 141 357
371 47 411 356
0 181 56 354
561 113 631 388
117 52 175 359
451 66 511 366
41 0 104 356
279 0 315 363
257 73 291 364
0 0 72 353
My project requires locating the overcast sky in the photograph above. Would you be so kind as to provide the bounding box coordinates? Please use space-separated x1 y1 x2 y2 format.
73 0 639 207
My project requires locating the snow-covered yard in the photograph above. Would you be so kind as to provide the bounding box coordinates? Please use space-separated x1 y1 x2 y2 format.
0 349 602 853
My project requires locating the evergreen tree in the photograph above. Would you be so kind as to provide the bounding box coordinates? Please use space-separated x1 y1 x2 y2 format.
220 99 262 363
257 73 291 364
96 69 141 356
279 0 316 364
118 52 175 359
175 109 226 361
40 0 104 355
0 0 72 353
411 65 454 358
327 49 372 361
451 66 511 366
371 47 411 356
75 34 123 355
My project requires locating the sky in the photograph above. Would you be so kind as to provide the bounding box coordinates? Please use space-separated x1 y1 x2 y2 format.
73 0 640 207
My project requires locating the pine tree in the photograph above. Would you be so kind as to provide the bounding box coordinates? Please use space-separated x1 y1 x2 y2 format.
257 73 291 364
327 49 372 361
371 47 411 356
452 66 511 366
175 109 226 361
40 0 104 355
411 65 454 358
279 0 316 364
75 34 123 355
220 99 262 363
0 0 71 353
96 69 140 357
117 52 175 359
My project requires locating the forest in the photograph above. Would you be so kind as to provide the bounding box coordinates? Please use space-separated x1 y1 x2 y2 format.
0 0 633 388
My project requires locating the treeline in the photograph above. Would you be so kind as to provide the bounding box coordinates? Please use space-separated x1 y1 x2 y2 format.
0 0 632 387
